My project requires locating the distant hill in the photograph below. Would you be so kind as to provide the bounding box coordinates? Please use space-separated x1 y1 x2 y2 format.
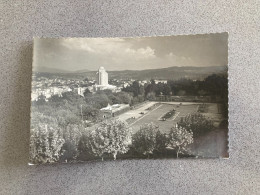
107 66 227 80
73 69 90 73
33 66 72 73
33 66 227 81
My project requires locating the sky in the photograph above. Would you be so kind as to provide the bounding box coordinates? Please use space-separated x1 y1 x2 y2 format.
33 33 228 71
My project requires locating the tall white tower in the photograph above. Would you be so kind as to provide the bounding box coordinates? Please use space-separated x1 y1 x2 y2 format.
96 66 108 86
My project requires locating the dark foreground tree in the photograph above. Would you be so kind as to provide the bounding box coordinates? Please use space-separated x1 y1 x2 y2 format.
154 130 168 153
89 120 132 160
60 124 84 162
77 133 97 161
132 123 158 157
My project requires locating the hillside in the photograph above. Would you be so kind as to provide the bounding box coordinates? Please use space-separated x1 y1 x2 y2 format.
33 66 227 81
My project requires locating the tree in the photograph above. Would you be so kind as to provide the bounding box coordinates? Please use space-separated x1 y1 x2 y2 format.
163 84 171 95
60 124 84 162
122 81 141 97
168 125 193 158
83 88 92 97
85 93 111 109
132 81 140 97
177 90 186 96
146 92 156 101
30 114 65 164
108 94 121 104
132 123 158 156
35 94 46 105
77 133 96 161
56 109 81 127
154 130 168 153
198 89 207 96
178 113 214 137
48 94 61 102
82 105 100 122
89 120 132 160
117 92 131 104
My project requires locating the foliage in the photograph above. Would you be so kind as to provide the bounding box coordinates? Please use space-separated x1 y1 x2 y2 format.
89 120 132 160
132 123 158 156
177 113 214 137
117 92 131 104
82 105 101 122
122 81 144 97
154 130 168 153
60 124 84 162
85 93 112 109
83 88 92 97
77 133 97 161
168 125 193 158
56 109 81 127
30 114 65 164
131 95 145 106
62 91 85 102
32 94 46 105
30 73 228 163
146 92 156 101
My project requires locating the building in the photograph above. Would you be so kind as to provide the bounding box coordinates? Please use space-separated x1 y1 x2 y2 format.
94 66 119 92
77 87 87 97
154 80 168 84
100 104 130 119
96 66 108 86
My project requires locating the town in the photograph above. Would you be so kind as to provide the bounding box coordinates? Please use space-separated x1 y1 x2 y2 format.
31 66 168 101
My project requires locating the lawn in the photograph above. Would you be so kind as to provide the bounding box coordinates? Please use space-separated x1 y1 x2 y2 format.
130 103 199 133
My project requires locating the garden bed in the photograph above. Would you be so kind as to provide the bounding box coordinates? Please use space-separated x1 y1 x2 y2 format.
160 109 176 120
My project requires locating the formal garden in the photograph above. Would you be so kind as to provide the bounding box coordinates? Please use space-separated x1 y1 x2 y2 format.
29 74 228 164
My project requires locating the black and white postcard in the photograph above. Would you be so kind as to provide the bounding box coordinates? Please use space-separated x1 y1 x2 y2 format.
30 33 228 164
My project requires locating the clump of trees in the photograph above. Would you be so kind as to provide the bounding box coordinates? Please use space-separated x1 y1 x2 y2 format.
177 113 214 138
122 74 228 104
29 117 197 163
131 122 194 158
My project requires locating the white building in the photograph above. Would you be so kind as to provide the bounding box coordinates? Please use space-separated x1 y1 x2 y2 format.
154 80 168 84
96 66 108 86
94 66 119 92
77 87 87 97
